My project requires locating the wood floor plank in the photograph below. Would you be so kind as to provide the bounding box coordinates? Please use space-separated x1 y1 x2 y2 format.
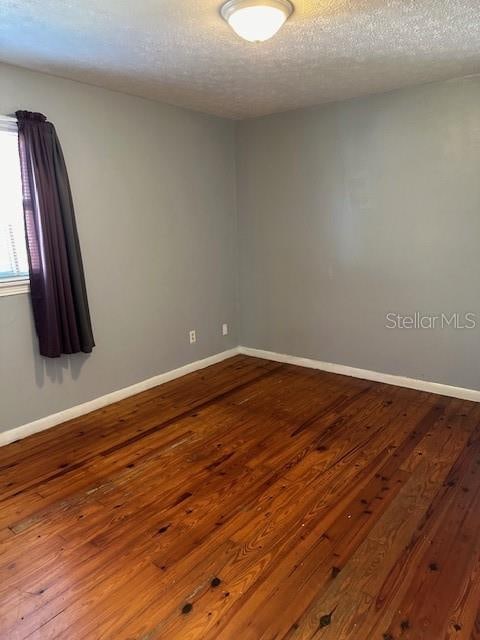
0 356 478 639
277 399 480 640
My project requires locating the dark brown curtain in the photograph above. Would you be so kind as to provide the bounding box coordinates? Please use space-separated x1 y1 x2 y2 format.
16 110 95 358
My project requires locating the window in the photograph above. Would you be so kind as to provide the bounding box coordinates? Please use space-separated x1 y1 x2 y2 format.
0 116 29 296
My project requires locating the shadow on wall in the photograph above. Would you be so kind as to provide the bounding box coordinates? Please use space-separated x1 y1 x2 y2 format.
28 312 90 387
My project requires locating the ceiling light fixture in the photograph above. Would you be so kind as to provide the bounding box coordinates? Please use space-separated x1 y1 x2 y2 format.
220 0 294 43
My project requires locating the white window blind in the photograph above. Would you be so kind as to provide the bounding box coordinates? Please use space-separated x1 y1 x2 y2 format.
0 117 29 285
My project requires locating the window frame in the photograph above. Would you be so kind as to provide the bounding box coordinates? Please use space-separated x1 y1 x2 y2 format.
0 276 29 297
0 114 30 298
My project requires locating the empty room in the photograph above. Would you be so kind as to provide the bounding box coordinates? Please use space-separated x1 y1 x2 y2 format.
1 1 480 638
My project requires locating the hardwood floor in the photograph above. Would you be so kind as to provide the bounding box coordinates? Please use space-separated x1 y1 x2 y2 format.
1 355 480 639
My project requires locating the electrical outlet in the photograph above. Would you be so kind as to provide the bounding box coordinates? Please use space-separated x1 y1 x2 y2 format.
189 330 196 344
222 323 228 336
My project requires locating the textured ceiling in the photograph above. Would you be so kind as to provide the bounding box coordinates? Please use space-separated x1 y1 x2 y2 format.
0 0 479 119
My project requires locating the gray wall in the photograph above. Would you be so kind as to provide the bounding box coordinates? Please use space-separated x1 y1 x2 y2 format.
237 77 480 391
2 67 480 433
0 63 238 432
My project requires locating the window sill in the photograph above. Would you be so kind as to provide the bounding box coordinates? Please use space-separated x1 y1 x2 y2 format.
0 278 30 297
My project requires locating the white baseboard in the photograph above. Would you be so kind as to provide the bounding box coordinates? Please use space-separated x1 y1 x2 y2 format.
0 348 240 448
239 346 480 403
4 344 478 449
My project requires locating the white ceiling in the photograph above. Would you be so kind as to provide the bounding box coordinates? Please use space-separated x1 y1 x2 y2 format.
0 0 479 119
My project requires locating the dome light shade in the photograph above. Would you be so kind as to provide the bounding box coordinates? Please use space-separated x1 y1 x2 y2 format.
220 0 294 42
